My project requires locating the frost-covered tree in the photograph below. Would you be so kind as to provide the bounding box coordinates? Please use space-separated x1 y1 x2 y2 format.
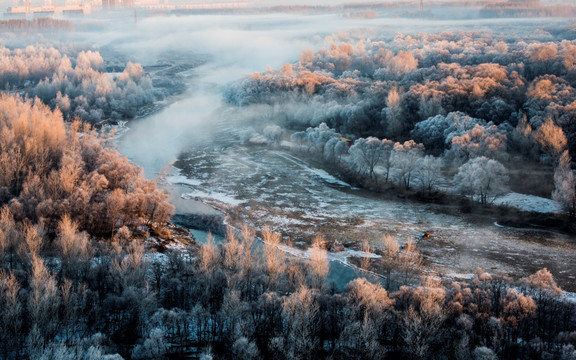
0 95 174 236
345 277 394 356
473 346 497 360
400 285 447 359
417 155 443 192
411 112 483 155
28 255 60 351
393 140 424 189
0 270 22 358
261 227 285 289
132 328 168 360
303 123 339 154
520 268 562 299
323 137 349 164
232 337 260 360
417 94 445 122
448 124 507 163
454 157 509 204
349 137 388 181
534 117 568 161
384 87 403 138
263 124 285 145
282 286 320 360
379 139 396 183
15 48 159 123
380 234 400 289
510 113 538 158
308 236 329 290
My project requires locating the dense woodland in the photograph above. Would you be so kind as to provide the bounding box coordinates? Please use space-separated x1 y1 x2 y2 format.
0 45 160 123
224 25 576 215
0 95 571 359
0 16 575 360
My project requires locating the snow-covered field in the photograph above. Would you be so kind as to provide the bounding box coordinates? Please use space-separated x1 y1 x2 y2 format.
493 192 563 214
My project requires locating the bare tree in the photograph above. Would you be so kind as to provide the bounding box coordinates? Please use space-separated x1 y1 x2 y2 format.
380 234 400 289
417 155 443 193
552 150 576 216
282 286 320 360
393 140 424 189
261 227 285 289
308 236 329 290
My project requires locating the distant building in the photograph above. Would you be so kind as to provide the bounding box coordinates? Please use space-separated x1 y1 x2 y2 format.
3 7 27 16
101 0 137 9
62 7 84 14
5 0 250 14
33 8 55 16
4 2 91 16
136 1 251 11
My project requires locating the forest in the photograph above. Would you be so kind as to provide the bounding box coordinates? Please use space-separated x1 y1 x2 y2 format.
0 45 163 123
0 10 574 360
0 95 574 359
0 67 572 360
224 24 576 220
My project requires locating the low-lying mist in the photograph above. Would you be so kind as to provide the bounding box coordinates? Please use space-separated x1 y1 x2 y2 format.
95 13 563 176
111 13 388 173
0 11 566 181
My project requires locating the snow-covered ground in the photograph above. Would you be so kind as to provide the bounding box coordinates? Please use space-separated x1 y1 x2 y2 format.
181 189 244 206
562 291 576 303
273 151 351 188
493 192 563 214
165 175 203 187
277 244 380 265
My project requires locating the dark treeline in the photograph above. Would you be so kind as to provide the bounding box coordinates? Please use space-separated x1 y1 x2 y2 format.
0 18 74 33
2 213 575 359
224 25 576 215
